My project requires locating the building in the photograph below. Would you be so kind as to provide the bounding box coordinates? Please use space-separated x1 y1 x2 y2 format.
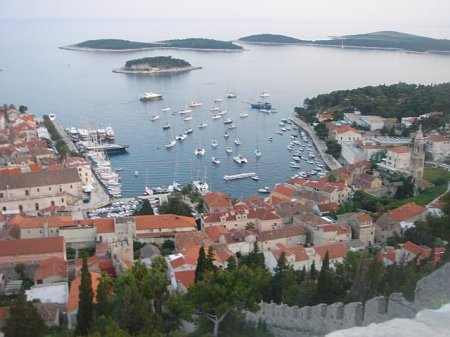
0 168 82 213
203 192 233 213
410 125 425 180
337 213 375 247
258 225 306 251
353 173 383 192
383 146 411 173
332 126 362 145
425 135 450 161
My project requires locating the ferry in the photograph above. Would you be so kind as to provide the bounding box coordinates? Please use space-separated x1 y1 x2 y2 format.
140 92 163 101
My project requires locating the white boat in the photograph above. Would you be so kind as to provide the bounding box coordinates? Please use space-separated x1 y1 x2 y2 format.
162 123 171 130
105 126 115 140
224 172 256 180
190 102 203 107
169 180 183 192
69 127 79 141
223 117 233 124
290 163 301 168
234 138 241 145
227 93 237 98
134 170 139 176
194 148 206 156
162 107 171 112
260 92 271 98
192 179 209 195
184 115 193 121
176 134 187 141
228 124 237 129
258 187 270 194
225 146 233 154
233 154 248 164
97 128 106 139
239 112 248 118
276 131 283 135
251 175 260 181
212 157 221 165
281 127 287 132
184 128 193 134
140 92 163 101
210 107 220 112
214 98 223 102
198 122 208 128
179 107 192 114
165 140 176 149
78 128 89 141
218 110 227 115
211 139 218 148
255 149 262 158
224 131 230 138
212 114 221 120
292 156 301 162
150 115 160 121
260 109 270 113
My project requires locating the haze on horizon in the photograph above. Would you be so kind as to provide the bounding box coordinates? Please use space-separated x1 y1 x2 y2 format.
1 0 450 40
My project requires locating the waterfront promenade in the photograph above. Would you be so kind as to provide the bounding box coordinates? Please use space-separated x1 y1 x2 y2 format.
290 115 342 171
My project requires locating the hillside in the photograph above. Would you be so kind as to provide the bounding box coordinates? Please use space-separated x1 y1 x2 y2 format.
124 56 191 69
239 34 304 44
62 38 243 51
294 82 450 122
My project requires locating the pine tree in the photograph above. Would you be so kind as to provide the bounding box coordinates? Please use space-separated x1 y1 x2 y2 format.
317 250 334 303
206 246 216 272
4 289 47 337
195 246 207 283
226 256 237 271
76 256 94 336
96 273 113 318
309 261 317 281
133 199 154 216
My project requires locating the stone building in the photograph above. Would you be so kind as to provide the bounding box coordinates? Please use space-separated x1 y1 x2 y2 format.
425 134 450 161
410 125 425 180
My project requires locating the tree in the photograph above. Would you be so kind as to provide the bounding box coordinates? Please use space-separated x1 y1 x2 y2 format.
195 246 207 283
159 196 192 216
76 256 94 336
270 252 289 303
18 105 28 113
133 199 154 216
226 256 237 271
148 256 169 314
325 140 341 158
183 266 270 337
317 250 334 304
96 272 113 318
309 261 317 281
4 289 47 337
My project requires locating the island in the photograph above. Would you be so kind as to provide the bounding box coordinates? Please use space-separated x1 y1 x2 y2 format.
61 38 243 52
112 56 201 75
239 31 450 53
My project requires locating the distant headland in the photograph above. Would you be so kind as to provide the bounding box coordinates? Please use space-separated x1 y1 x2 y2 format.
60 38 243 52
112 56 201 75
239 31 450 53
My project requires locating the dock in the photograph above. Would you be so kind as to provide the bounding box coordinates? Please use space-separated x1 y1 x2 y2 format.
224 172 257 181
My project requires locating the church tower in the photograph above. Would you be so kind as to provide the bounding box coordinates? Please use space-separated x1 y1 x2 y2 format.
410 124 425 179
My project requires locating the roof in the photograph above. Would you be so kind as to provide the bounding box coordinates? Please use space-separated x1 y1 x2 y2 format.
295 213 330 226
135 214 197 230
248 208 281 221
356 213 373 223
169 255 187 269
33 257 68 282
174 270 195 289
426 135 449 142
335 126 361 135
271 184 296 198
205 225 229 242
33 303 59 323
388 146 411 154
318 202 338 213
272 244 310 262
0 168 80 190
314 242 347 260
204 192 232 207
389 203 426 222
259 225 306 242
67 272 101 313
93 218 115 233
10 214 73 229
26 282 69 305
0 237 65 257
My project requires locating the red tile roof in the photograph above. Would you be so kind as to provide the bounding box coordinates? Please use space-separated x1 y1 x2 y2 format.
135 214 196 230
33 257 68 282
175 270 195 289
356 213 372 223
0 237 65 257
259 225 305 242
335 126 361 135
204 192 232 207
271 184 296 198
205 226 229 242
314 242 347 260
389 203 426 222
388 146 410 154
426 135 448 142
318 202 339 213
67 272 101 313
93 218 115 233
272 244 310 262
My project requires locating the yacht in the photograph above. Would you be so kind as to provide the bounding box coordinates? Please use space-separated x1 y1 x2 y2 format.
176 134 187 141
190 102 203 107
194 148 206 156
292 156 301 162
140 92 163 101
260 92 271 98
214 98 223 102
192 180 209 195
105 126 115 140
224 131 230 138
184 128 193 134
225 146 233 154
276 131 283 135
290 163 301 168
212 157 221 165
165 140 176 149
78 128 89 141
227 93 237 98
234 138 241 146
212 114 221 120
239 112 249 118
150 115 160 121
211 139 218 148
198 122 208 128
210 107 220 112
258 187 270 194
233 154 248 164
254 149 262 158
218 110 227 115
97 128 106 140
184 115 193 121
223 117 233 124
178 107 192 114
162 123 171 130
251 175 260 181
162 107 171 112
68 127 79 141
227 123 237 129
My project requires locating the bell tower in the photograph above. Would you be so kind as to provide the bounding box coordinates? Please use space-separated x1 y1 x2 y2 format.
410 124 425 180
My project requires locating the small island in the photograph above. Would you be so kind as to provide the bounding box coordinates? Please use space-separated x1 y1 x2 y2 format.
112 56 201 75
239 31 450 53
61 38 243 52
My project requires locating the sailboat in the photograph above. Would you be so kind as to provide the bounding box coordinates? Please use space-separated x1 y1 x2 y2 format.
255 136 262 158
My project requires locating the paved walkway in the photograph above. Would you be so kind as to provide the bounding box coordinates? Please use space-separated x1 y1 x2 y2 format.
52 118 79 153
290 115 342 171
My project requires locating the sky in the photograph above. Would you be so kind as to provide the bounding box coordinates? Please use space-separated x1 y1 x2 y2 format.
1 0 449 39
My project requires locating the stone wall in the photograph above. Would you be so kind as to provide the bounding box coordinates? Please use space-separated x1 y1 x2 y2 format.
415 262 450 310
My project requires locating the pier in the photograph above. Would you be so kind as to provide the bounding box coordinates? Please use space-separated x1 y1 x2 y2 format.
290 115 342 171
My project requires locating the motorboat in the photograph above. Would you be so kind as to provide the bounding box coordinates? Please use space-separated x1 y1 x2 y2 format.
224 131 230 138
210 107 220 112
234 138 241 146
292 156 301 162
105 126 115 140
281 127 287 132
269 137 273 142
176 134 187 141
214 98 223 102
212 114 221 120
178 107 192 114
227 93 237 98
290 163 301 168
150 115 160 121
194 148 206 156
258 187 270 194
184 115 193 121
165 140 176 149
162 123 171 130
223 117 233 124
260 109 270 113
140 92 163 101
190 102 203 107
134 170 139 177
198 122 208 128
211 139 218 148
227 123 237 129
218 110 227 115
184 128 193 134
233 154 248 164
78 128 89 141
225 146 233 154
260 92 271 98
251 175 260 181
276 131 283 135
255 149 262 158
162 107 171 112
239 112 249 118
212 157 221 165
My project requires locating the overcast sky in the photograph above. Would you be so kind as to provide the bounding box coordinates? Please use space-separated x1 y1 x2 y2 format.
1 0 449 39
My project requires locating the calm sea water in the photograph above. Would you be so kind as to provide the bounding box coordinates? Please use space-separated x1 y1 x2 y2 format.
1 20 450 197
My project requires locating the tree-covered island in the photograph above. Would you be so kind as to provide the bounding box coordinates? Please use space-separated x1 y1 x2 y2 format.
61 38 243 51
113 56 201 75
239 31 450 53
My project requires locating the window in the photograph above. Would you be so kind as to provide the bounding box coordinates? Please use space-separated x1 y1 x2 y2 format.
25 190 29 196
2 206 6 211
59 187 62 192
61 198 64 202
49 187 52 191
35 203 39 211
51 201 55 206
19 205 23 212
37 188 40 192
70 185 73 189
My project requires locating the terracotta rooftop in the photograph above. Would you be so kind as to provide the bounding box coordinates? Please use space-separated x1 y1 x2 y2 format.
314 242 347 260
389 203 426 222
205 226 229 242
388 146 411 154
204 191 232 207
92 218 115 233
426 135 448 142
259 225 305 242
356 213 373 223
271 184 296 198
0 237 65 257
295 213 330 226
67 271 101 312
272 244 310 262
10 214 73 229
175 270 195 289
0 168 81 189
318 202 339 213
135 214 197 230
335 126 361 135
33 257 68 282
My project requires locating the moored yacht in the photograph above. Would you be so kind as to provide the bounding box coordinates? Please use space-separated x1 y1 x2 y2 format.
140 92 163 101
225 146 233 154
198 122 208 128
255 149 262 158
165 140 176 149
233 154 248 164
227 93 237 98
234 138 241 146
190 102 203 107
162 123 171 130
212 157 220 165
211 139 218 148
105 126 115 140
258 187 270 194
239 112 248 118
176 134 187 141
224 131 230 138
150 115 160 121
194 148 206 156
212 114 221 120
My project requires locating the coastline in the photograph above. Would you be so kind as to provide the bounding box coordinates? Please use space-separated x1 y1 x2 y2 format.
60 45 244 53
112 66 202 75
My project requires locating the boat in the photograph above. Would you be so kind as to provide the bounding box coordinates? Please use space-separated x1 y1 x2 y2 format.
190 102 203 107
223 117 233 124
162 123 171 130
269 137 273 141
214 98 223 102
228 123 237 129
198 122 208 128
212 114 221 120
255 149 262 158
224 131 230 138
140 92 163 101
260 92 271 98
225 146 233 154
184 115 193 121
218 110 228 115
251 175 260 181
227 93 237 98
224 172 256 180
192 179 209 195
260 109 270 113
105 126 115 140
176 134 187 141
281 127 287 132
178 107 192 114
169 180 183 192
233 154 248 164
212 157 221 165
234 138 241 146
162 107 171 112
165 140 176 149
211 139 218 148
97 128 106 139
134 170 139 176
78 128 89 141
68 127 79 141
292 156 301 162
210 107 220 112
194 148 206 156
150 115 160 121
290 163 301 168
276 131 283 135
258 187 270 194
251 102 272 109
184 128 193 134
239 112 248 118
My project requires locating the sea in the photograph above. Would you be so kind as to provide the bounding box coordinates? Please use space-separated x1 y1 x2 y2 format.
1 20 450 198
